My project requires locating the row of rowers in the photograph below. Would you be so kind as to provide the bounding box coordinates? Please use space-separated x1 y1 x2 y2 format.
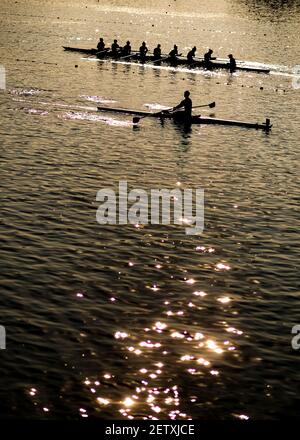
97 38 237 69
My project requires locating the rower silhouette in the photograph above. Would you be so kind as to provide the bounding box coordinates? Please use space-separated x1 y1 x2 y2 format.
204 49 214 68
187 47 197 64
228 54 236 72
153 44 162 60
163 90 193 124
97 38 105 52
111 39 120 57
139 41 148 62
122 41 131 56
169 44 179 63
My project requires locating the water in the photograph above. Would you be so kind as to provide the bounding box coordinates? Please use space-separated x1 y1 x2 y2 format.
0 0 300 420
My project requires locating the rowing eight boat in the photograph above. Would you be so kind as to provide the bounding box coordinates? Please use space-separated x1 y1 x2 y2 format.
63 47 99 54
62 46 270 74
97 106 272 131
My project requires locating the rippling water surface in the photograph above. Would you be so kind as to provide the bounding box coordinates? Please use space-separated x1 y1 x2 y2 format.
0 0 300 420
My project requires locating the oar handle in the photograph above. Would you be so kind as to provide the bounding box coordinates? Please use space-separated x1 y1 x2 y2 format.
193 102 215 109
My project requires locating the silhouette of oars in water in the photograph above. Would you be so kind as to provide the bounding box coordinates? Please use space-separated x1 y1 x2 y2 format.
150 55 170 64
132 101 216 124
95 48 110 57
118 53 137 60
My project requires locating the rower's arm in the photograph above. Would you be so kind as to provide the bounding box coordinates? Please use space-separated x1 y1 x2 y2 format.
172 100 185 111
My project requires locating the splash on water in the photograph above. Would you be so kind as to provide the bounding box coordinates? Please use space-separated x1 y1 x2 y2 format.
80 95 117 104
144 103 170 111
9 88 42 96
25 108 49 116
62 111 134 127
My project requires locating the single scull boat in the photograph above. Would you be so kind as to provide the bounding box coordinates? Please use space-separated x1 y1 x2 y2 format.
97 106 272 131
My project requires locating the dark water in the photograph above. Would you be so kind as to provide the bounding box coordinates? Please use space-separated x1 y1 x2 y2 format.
0 0 300 420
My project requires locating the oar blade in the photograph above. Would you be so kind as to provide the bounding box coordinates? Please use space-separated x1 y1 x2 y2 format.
132 116 140 124
209 101 216 108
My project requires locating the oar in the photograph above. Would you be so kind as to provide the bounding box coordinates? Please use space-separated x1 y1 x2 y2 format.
189 57 221 69
119 53 135 61
151 53 183 64
132 102 216 124
194 101 215 109
118 53 137 61
133 107 173 124
95 48 110 57
150 55 170 64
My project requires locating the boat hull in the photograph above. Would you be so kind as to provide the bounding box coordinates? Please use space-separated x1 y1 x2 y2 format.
63 47 270 74
97 106 272 130
63 46 98 54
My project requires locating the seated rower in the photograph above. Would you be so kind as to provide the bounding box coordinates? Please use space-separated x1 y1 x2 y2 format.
187 46 197 64
139 41 148 61
169 44 178 62
165 90 193 124
111 39 120 56
122 41 131 56
153 44 162 60
204 49 214 68
228 54 236 72
97 38 105 52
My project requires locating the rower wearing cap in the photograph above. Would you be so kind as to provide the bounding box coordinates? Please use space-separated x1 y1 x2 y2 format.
187 46 197 64
153 44 162 60
204 49 214 68
170 90 193 124
139 41 148 62
97 38 105 52
111 39 120 56
228 54 236 72
122 41 131 56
